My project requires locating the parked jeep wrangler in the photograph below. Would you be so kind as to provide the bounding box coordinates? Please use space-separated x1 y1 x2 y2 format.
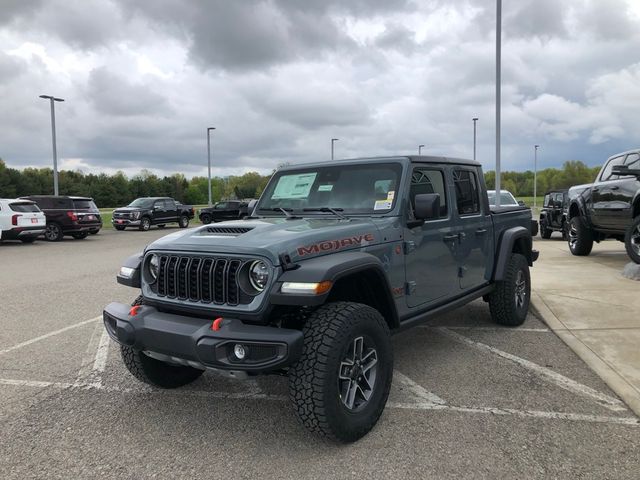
104 156 538 442
566 149 640 263
539 190 568 239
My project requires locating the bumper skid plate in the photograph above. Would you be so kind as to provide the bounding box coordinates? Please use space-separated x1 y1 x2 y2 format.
103 302 303 372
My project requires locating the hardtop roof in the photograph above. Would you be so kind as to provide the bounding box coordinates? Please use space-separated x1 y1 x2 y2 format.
277 155 480 172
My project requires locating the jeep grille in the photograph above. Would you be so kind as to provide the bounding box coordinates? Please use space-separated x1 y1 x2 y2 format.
155 254 243 306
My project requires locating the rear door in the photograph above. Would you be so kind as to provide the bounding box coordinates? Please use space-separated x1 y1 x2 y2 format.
451 167 493 290
404 165 458 307
164 199 177 222
152 199 166 223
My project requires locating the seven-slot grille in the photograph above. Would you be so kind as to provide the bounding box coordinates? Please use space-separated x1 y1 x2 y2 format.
155 254 243 305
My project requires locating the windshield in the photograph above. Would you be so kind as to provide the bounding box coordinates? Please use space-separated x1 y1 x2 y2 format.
487 191 518 206
257 163 402 215
127 198 154 209
72 199 98 211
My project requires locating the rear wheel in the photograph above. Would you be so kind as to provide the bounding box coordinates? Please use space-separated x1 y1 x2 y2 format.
568 216 593 256
488 253 530 327
139 217 151 231
72 232 89 240
44 223 64 242
288 302 393 442
179 215 189 228
540 219 552 239
200 214 212 225
625 215 640 264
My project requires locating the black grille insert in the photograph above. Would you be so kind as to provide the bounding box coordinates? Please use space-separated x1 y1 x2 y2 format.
204 226 254 235
154 254 245 306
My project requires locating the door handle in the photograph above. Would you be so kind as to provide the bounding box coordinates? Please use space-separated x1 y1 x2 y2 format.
592 187 599 192
475 228 487 235
443 234 458 242
610 186 620 190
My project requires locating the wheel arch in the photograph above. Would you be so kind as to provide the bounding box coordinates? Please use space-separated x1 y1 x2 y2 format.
493 226 533 282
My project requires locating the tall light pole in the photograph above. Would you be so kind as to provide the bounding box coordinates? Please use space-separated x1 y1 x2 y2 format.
472 118 478 161
418 144 425 155
534 145 539 210
39 95 64 196
207 127 215 207
331 138 339 160
495 0 502 207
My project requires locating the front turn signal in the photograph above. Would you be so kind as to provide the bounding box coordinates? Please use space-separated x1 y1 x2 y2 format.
280 281 332 295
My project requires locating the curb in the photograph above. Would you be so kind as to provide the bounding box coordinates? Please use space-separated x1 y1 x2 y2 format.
530 291 640 418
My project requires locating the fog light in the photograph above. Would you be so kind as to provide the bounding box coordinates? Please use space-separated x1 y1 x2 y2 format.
119 266 136 278
233 344 247 360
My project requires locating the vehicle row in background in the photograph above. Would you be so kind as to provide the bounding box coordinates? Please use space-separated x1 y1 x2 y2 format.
198 200 251 224
0 198 46 243
539 190 568 239
112 197 194 231
566 149 640 263
21 195 102 241
487 189 539 237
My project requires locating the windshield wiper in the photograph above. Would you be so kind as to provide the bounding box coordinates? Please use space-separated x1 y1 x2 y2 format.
303 207 348 219
258 207 301 219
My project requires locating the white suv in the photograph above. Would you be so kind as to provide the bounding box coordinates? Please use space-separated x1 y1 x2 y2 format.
0 198 46 243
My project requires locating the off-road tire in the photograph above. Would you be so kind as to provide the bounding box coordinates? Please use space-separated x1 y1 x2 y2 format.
72 232 89 240
44 223 64 242
115 225 126 231
568 216 593 256
20 236 37 243
178 215 189 228
139 217 151 231
200 214 212 225
288 302 393 443
540 220 552 239
624 215 640 264
488 253 530 327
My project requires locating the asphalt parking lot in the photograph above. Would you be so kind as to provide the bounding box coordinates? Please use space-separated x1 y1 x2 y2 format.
1 229 639 479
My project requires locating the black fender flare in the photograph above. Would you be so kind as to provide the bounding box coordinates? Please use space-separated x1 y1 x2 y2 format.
117 251 143 288
269 251 399 326
568 199 588 222
493 227 533 282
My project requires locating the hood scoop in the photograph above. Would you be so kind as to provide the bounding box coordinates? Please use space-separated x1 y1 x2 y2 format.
202 225 255 236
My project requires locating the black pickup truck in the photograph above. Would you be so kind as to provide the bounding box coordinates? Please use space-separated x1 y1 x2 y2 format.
567 149 640 263
104 156 538 442
112 197 195 231
198 200 250 224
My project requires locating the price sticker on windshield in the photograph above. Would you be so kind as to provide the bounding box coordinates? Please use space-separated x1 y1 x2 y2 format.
374 200 393 210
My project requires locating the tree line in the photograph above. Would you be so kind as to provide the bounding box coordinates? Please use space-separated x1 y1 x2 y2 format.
0 158 601 208
0 159 270 207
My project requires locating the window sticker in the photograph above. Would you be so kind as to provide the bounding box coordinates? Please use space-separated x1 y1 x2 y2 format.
386 190 395 201
318 184 334 192
271 173 318 199
374 200 393 210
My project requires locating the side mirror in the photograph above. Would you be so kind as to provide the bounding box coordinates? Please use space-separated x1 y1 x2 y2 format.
518 200 525 206
247 199 258 216
612 165 640 178
414 193 440 221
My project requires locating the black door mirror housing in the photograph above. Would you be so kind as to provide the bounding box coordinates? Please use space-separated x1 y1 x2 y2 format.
612 165 640 178
518 200 525 206
414 193 440 221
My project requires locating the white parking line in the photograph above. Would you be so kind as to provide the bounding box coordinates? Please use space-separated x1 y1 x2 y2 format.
0 316 101 356
437 327 628 412
1 377 637 426
393 370 446 406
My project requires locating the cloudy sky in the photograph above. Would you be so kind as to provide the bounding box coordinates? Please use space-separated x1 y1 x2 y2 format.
1 0 639 178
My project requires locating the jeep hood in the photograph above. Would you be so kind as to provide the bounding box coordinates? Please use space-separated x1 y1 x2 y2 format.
145 217 398 265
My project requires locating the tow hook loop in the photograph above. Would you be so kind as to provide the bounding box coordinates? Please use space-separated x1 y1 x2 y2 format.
211 317 224 331
129 305 141 316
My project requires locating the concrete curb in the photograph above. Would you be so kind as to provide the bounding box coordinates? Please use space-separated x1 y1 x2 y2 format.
530 291 640 418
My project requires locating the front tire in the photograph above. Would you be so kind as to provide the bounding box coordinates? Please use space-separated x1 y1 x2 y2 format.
288 302 393 442
44 223 64 242
625 215 640 264
139 217 151 231
200 214 212 225
540 219 552 239
488 253 530 327
568 216 593 256
179 215 189 228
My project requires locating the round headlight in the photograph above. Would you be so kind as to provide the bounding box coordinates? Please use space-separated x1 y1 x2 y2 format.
149 254 159 282
249 260 269 291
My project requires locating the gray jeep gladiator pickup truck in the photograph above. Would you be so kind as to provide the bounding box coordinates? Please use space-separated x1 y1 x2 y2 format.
104 156 538 442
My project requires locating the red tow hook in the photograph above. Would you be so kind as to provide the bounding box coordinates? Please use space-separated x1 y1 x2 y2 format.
129 305 141 316
211 317 224 331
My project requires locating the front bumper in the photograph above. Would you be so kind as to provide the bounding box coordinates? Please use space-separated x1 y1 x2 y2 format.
103 302 303 373
112 218 141 226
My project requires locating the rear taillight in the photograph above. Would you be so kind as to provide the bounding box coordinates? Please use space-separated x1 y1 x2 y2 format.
11 214 21 226
66 211 78 221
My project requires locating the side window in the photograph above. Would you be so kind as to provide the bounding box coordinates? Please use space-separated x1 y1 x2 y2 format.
453 169 480 215
53 198 72 209
215 202 227 210
600 156 624 181
554 193 563 206
624 153 639 169
543 194 551 207
153 200 164 209
163 200 175 209
410 168 447 218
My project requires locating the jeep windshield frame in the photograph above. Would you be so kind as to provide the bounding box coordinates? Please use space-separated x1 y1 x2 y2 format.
257 162 403 217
